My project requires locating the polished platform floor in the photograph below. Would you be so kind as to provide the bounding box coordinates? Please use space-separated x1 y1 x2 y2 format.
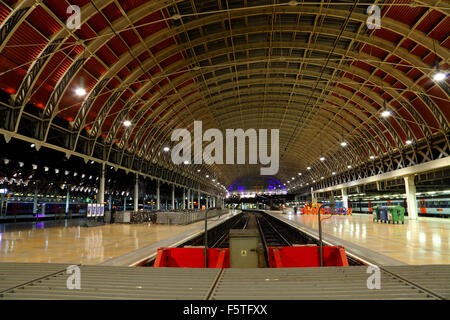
0 219 208 265
1 212 449 266
271 212 450 265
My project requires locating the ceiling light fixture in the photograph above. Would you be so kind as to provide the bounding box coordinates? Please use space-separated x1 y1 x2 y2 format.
75 87 86 96
406 140 413 145
320 157 325 161
123 120 132 127
340 141 347 147
433 70 446 81
381 110 391 118
432 61 447 81
163 147 170 152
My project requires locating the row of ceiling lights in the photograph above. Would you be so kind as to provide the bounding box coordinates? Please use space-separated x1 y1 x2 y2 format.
290 107 419 190
161 146 227 190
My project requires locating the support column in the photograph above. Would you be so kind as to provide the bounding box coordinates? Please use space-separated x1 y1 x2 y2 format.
123 197 126 211
198 190 201 209
341 188 348 209
404 175 418 220
182 188 186 209
311 187 316 203
213 197 216 208
187 189 191 209
171 184 175 210
65 185 70 215
134 173 139 212
108 194 112 212
33 182 38 214
376 181 382 191
98 163 105 205
156 180 160 210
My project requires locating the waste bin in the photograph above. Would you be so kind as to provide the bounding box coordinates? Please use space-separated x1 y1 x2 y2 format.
372 206 380 222
388 206 405 224
379 206 388 223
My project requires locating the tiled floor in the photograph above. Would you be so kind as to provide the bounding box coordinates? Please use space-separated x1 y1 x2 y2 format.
271 212 450 265
0 220 206 265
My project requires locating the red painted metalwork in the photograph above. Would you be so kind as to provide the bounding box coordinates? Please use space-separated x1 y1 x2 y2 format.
268 246 349 268
153 248 230 268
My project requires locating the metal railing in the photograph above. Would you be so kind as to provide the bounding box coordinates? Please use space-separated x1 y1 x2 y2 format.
155 208 228 225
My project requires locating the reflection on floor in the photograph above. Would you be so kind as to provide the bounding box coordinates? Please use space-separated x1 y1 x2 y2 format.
0 220 205 265
273 212 450 265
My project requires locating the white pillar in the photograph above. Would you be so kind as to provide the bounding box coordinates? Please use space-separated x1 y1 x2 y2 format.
134 173 139 212
182 188 186 209
311 187 316 203
376 181 382 191
187 189 191 209
156 180 160 210
404 175 418 220
171 184 175 210
341 188 348 209
198 190 201 209
213 197 216 208
98 163 105 205
123 197 126 211
33 182 38 214
108 194 112 212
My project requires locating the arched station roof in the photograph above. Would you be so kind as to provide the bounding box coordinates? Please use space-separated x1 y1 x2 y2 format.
0 0 449 192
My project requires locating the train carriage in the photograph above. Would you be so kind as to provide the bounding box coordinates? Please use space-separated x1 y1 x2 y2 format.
349 197 450 218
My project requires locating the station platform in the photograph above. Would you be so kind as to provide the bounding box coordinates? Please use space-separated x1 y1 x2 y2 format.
0 263 448 300
266 211 450 266
0 210 241 266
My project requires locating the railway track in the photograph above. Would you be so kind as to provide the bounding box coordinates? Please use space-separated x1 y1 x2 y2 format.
144 211 366 266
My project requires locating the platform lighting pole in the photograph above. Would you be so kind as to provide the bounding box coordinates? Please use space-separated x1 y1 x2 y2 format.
318 204 325 267
204 209 208 268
